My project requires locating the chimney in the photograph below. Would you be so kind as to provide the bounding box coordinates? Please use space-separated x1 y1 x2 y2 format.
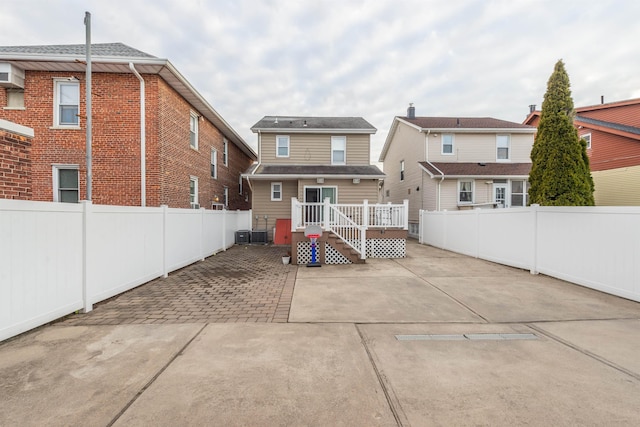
601 95 604 104
529 104 536 114
407 103 415 119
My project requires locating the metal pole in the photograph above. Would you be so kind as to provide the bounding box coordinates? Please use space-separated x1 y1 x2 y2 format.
84 12 92 201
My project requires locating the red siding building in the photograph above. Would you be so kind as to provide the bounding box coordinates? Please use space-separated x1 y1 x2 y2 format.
0 43 256 209
524 98 640 205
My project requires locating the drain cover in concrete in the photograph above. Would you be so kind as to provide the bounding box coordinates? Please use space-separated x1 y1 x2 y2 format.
395 333 538 341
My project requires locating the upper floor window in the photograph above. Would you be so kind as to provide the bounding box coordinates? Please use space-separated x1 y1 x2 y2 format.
276 135 289 157
271 182 282 201
211 148 217 179
458 180 474 203
496 135 510 161
442 134 454 155
190 176 199 208
52 165 79 203
54 79 79 127
223 138 229 166
190 112 199 149
581 133 592 149
331 136 346 165
400 160 405 181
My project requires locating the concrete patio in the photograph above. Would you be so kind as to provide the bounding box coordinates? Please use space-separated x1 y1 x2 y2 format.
2 240 640 426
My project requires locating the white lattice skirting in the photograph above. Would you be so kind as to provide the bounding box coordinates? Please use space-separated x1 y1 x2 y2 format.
366 238 406 258
297 238 405 264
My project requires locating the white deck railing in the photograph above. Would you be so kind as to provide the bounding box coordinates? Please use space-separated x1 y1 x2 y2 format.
291 198 409 259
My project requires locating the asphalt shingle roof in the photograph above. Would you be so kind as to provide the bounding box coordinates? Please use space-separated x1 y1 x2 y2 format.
251 116 376 132
575 115 640 136
0 43 156 58
405 117 534 129
419 162 531 177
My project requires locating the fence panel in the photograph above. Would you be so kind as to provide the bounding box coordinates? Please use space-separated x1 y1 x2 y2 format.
1 199 252 342
87 204 164 304
477 208 533 270
536 207 640 301
0 200 84 341
165 208 205 272
420 206 640 303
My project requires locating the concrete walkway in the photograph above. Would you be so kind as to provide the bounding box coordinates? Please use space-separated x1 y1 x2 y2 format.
2 240 640 426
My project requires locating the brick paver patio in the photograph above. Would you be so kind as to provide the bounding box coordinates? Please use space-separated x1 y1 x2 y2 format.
61 245 296 325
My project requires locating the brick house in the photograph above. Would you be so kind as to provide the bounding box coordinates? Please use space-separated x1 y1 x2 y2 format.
0 119 33 200
0 43 256 209
524 98 640 206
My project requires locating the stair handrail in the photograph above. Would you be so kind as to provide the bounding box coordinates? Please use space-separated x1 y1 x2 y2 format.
327 202 366 259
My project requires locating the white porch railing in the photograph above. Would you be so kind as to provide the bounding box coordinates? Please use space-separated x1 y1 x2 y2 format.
291 198 409 259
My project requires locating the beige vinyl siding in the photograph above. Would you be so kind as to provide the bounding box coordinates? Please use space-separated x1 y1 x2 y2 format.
428 132 533 163
260 133 370 165
251 180 298 238
381 120 425 222
421 175 439 212
297 178 378 203
593 165 640 206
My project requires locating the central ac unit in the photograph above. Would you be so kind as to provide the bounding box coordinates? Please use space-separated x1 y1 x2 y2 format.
0 63 25 88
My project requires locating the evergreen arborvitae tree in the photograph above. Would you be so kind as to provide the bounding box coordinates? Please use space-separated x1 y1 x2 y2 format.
529 60 595 206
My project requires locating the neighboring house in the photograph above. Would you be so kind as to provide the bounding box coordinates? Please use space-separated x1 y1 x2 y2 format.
243 116 385 240
0 43 256 209
525 98 640 206
380 105 536 236
0 119 33 200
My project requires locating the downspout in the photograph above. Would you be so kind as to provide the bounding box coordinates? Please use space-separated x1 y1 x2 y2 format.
129 62 146 206
422 129 430 211
426 160 445 211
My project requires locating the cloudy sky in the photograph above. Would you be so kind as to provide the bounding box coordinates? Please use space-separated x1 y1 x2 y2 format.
2 0 639 162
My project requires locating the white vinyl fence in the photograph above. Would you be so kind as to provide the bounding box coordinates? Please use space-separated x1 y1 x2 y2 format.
0 199 251 342
420 205 640 303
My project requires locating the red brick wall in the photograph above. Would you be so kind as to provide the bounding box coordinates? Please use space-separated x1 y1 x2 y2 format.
0 71 253 209
157 79 253 209
0 127 32 199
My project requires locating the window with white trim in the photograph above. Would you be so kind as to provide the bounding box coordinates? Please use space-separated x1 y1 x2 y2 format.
223 138 228 166
189 176 199 207
276 135 289 157
458 180 474 203
190 112 199 149
496 135 510 161
331 136 346 165
511 180 528 207
400 160 405 181
442 134 454 155
271 182 282 201
53 79 80 127
211 148 217 179
582 133 592 149
239 175 243 195
52 165 79 203
224 187 229 207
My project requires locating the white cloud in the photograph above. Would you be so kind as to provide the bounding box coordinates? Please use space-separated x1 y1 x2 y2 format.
2 0 640 160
